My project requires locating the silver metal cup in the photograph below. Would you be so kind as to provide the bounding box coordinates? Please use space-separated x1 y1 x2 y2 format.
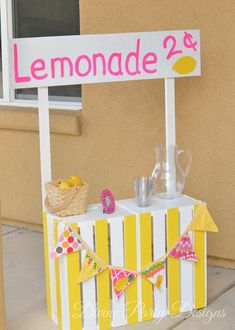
133 176 154 207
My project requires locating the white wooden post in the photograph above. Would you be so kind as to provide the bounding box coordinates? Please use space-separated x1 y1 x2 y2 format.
38 87 52 205
165 78 175 146
164 78 176 195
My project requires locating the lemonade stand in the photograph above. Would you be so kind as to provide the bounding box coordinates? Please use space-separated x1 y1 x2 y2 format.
9 29 218 329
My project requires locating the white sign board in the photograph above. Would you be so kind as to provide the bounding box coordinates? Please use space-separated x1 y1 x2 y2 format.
10 30 200 89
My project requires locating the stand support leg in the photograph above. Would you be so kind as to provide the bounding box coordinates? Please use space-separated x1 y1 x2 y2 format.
164 78 176 196
38 87 52 205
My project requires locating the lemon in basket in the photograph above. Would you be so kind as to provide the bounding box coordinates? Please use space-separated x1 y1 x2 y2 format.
58 181 70 189
68 175 83 187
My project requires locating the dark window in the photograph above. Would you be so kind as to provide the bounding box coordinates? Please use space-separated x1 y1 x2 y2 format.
13 0 81 102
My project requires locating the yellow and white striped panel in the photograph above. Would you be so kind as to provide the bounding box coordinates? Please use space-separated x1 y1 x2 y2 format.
54 221 63 329
167 208 180 315
179 205 194 312
43 213 58 325
43 202 207 330
67 223 82 330
109 217 126 327
42 212 52 320
50 220 83 330
79 221 97 329
194 204 207 309
58 219 100 330
139 212 153 321
152 210 167 317
95 220 111 330
124 215 138 324
57 222 70 330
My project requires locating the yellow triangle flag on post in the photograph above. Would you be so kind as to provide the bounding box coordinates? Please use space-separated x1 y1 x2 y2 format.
188 205 218 232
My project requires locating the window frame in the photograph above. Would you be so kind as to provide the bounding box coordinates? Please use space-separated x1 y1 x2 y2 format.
0 0 82 111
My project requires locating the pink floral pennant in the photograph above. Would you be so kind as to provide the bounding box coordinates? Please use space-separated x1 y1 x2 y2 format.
169 233 198 262
141 260 165 288
50 225 84 258
111 267 138 299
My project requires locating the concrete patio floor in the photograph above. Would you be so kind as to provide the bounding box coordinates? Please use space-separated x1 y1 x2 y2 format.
2 225 235 330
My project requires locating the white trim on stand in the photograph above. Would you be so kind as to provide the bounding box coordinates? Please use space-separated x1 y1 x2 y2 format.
0 99 82 111
38 87 52 203
165 78 176 146
164 78 176 194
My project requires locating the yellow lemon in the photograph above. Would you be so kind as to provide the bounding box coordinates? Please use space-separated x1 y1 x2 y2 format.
68 175 83 186
58 181 70 189
67 179 76 187
115 278 128 291
172 56 196 75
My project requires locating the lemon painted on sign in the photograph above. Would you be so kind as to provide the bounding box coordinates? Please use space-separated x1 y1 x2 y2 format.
172 56 196 75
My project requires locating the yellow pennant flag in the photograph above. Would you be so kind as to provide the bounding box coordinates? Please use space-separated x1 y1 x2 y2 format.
77 250 107 283
188 205 218 232
141 260 165 288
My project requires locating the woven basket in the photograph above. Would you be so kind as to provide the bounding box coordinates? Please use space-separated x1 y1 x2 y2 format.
45 180 89 217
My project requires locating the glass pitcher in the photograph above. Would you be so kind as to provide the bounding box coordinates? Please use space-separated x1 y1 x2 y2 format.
151 144 192 199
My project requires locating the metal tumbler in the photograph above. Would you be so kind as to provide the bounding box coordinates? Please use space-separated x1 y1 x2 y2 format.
133 176 154 207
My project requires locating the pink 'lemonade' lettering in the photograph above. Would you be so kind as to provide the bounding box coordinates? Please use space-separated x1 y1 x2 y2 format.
93 53 107 76
13 43 31 83
13 38 159 85
108 53 123 76
51 57 73 78
31 59 48 80
75 55 92 77
125 38 141 76
142 52 157 73
163 35 183 60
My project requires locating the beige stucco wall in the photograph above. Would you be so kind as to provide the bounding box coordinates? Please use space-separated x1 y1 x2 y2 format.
0 0 234 266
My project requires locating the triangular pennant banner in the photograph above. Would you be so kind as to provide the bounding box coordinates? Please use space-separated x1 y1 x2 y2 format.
111 268 138 299
169 233 199 262
50 225 84 258
188 205 218 232
77 250 107 283
141 260 165 288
